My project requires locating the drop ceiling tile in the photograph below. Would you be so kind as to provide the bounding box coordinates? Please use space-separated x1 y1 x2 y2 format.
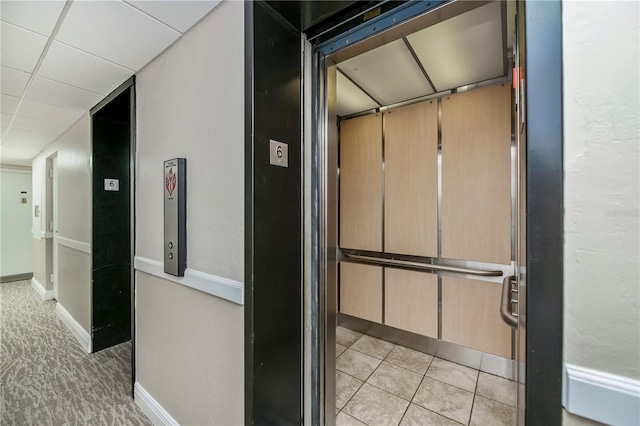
336 71 379 117
1 94 20 115
125 0 221 33
407 2 504 91
1 66 30 97
38 42 133 96
56 1 181 70
0 21 48 73
1 127 55 145
1 113 14 128
0 138 52 166
16 97 84 127
339 39 434 106
1 113 67 137
26 76 102 112
0 1 66 37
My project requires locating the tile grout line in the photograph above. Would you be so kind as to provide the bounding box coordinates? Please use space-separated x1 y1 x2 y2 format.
345 345 393 362
336 335 373 420
340 334 488 394
467 370 481 425
338 346 426 414
339 379 368 424
398 372 428 426
339 366 414 403
338 330 517 422
410 375 469 426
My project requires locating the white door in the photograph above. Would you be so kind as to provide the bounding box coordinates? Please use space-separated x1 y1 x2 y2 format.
52 156 59 300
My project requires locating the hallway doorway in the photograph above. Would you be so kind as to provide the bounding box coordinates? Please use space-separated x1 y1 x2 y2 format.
90 79 135 361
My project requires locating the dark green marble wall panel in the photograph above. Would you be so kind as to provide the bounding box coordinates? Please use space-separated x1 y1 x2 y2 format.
92 89 131 353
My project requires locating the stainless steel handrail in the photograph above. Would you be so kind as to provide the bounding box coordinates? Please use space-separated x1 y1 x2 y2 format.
342 253 504 277
500 275 518 328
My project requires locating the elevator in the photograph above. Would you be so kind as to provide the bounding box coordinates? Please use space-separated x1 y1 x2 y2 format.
243 1 563 424
312 2 526 425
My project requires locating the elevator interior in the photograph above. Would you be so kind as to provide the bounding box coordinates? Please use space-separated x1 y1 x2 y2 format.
328 1 524 424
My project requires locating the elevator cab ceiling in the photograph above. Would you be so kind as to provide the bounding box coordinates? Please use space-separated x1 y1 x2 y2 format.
336 1 515 117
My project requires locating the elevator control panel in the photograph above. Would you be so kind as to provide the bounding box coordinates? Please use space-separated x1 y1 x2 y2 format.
164 158 187 276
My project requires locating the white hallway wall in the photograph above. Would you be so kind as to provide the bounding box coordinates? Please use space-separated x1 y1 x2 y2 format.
134 1 244 424
31 115 92 333
0 166 32 277
563 1 640 424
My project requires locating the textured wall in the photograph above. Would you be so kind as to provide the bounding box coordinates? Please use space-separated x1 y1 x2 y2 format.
135 1 244 423
0 168 32 276
136 273 244 425
57 245 91 332
563 1 640 380
32 238 51 289
31 114 91 332
135 2 244 281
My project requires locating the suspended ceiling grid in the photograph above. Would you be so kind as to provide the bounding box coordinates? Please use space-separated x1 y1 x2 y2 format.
0 0 222 166
337 1 513 117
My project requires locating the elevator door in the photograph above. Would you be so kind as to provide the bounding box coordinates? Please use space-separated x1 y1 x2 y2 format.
514 1 527 423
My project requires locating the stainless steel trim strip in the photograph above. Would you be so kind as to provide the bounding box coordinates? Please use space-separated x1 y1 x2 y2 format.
338 75 511 122
437 96 443 340
343 253 503 277
510 57 517 263
339 313 515 380
402 37 437 93
311 51 326 426
381 112 386 252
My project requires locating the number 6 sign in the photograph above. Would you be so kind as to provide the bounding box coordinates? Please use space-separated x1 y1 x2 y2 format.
269 139 288 168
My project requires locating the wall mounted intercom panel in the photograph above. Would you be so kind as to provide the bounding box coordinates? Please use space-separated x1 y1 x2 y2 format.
164 158 187 276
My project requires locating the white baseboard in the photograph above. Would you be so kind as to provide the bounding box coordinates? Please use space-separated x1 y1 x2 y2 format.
134 382 179 426
55 303 92 353
31 277 54 301
564 363 640 425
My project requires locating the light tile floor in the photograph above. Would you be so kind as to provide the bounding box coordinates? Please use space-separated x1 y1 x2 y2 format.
336 326 516 426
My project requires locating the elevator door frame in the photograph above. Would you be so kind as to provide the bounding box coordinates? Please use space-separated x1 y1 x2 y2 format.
309 1 564 425
89 76 136 393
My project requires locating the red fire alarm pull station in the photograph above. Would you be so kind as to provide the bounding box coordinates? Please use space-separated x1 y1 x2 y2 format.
164 158 187 276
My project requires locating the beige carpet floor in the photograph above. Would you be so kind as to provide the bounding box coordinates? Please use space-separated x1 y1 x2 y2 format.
0 280 151 425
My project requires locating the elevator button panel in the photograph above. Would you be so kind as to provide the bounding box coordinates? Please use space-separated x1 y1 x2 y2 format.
164 158 187 276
